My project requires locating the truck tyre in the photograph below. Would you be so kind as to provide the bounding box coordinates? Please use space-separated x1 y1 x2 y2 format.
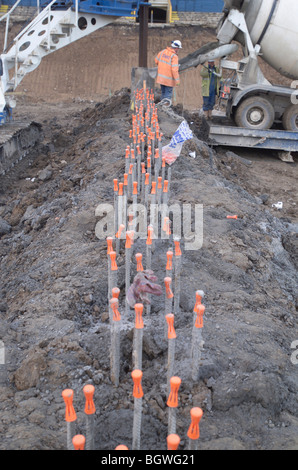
282 105 298 131
234 96 275 130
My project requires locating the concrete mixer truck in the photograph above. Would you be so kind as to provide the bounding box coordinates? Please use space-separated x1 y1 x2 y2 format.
214 0 298 132
180 0 298 158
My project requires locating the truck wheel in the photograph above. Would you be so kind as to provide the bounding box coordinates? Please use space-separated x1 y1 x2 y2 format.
282 105 298 131
234 97 275 130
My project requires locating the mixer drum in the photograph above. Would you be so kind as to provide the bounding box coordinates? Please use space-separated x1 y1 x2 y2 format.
224 0 298 80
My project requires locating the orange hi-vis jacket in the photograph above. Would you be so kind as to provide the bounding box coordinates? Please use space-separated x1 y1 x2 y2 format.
155 47 180 88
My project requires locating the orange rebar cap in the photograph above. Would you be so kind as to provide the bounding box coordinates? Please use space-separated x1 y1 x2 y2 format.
133 181 138 195
109 251 118 271
174 238 182 256
72 434 85 450
62 388 77 423
118 182 123 196
113 179 118 192
134 303 144 329
135 253 144 272
166 250 173 270
112 287 120 298
166 313 176 339
227 215 238 219
193 290 204 313
151 181 156 194
163 180 169 193
163 217 171 235
115 445 129 450
167 376 181 408
164 277 174 299
106 236 113 255
195 304 205 329
110 297 121 321
167 434 180 450
146 225 154 245
116 224 125 239
187 407 203 440
83 384 96 415
132 369 143 398
125 231 133 249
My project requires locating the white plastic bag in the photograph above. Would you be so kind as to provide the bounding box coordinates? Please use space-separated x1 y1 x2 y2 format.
162 120 193 165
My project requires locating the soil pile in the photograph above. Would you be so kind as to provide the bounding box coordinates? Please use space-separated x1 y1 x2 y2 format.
0 87 297 450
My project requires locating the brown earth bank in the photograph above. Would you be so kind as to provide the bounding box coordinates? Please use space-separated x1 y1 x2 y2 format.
0 22 297 451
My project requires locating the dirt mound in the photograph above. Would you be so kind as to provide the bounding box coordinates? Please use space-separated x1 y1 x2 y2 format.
0 87 297 450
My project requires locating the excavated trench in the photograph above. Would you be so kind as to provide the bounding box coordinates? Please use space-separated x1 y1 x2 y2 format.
0 88 297 450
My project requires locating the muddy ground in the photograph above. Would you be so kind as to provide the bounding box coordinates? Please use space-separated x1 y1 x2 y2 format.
0 22 297 451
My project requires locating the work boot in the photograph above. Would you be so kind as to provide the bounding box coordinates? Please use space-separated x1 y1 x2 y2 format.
204 111 209 120
208 110 213 120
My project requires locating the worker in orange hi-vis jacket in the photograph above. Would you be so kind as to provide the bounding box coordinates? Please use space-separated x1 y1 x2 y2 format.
155 40 182 103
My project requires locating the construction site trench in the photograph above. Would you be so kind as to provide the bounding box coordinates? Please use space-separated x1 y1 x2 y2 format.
0 22 297 451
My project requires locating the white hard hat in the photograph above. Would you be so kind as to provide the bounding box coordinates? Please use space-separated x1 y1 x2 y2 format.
171 40 182 49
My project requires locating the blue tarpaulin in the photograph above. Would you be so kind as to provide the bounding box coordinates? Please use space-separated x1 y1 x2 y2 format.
3 0 224 11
